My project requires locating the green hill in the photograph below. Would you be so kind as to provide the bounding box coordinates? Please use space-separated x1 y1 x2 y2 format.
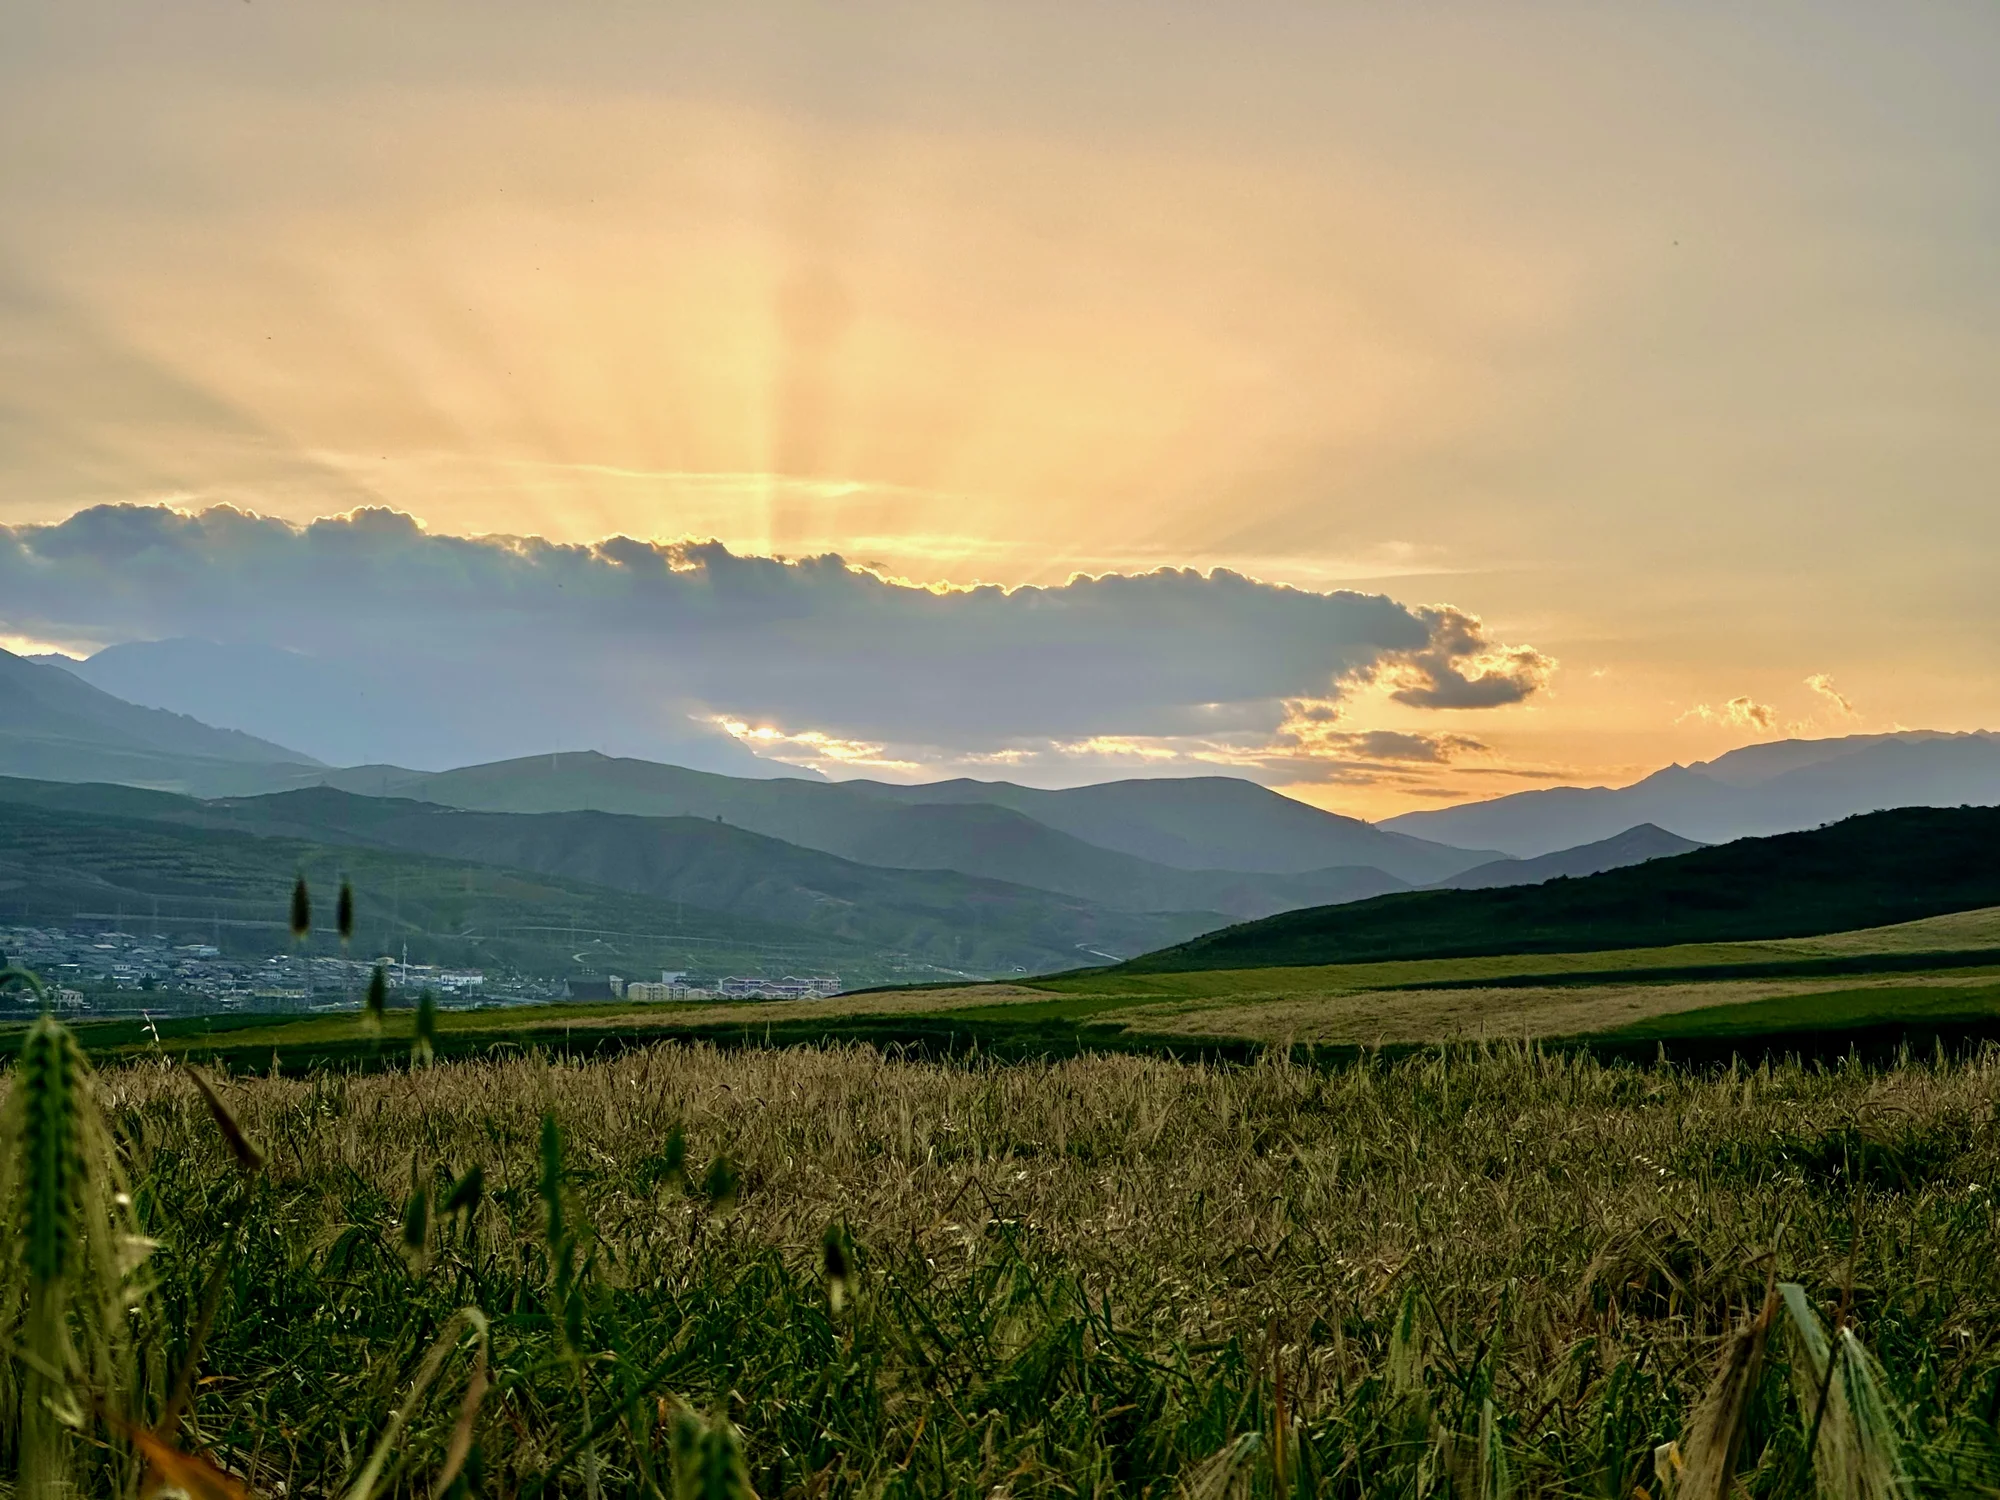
308 751 1494 889
0 778 1225 975
0 798 875 982
806 800 1406 917
1120 806 2000 972
0 656 1496 914
202 787 1224 971
873 774 1492 881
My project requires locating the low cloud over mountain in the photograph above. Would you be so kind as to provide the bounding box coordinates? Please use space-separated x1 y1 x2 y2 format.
2 504 1550 779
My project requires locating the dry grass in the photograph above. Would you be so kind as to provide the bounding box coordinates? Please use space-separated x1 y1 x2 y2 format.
79 906 2000 1066
1035 903 2000 1004
1769 905 2000 956
1125 972 2000 1046
23 1037 1993 1496
535 982 1048 1029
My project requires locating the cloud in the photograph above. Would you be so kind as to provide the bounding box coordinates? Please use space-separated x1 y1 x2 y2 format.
1376 607 1557 710
1273 701 1490 764
1679 695 1778 732
1804 673 1858 717
0 503 1552 776
711 717 923 776
1250 707 1494 785
928 698 1511 792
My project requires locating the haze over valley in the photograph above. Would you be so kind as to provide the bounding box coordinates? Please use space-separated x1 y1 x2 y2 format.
6 639 1998 994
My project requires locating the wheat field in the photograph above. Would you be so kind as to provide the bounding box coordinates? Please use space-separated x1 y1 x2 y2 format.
5 1028 1998 1497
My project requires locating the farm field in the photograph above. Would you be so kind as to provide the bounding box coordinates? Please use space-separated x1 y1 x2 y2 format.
8 908 2000 1497
5 1031 1998 1497
12 11 1999 1496
30 904 2000 1070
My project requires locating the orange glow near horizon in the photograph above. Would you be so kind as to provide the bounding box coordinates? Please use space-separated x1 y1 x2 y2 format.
2 5 1996 813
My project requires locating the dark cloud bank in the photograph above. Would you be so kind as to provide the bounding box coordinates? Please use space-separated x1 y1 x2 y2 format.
1 505 1551 778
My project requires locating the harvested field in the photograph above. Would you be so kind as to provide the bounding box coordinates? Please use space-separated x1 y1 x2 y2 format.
1119 972 2000 1046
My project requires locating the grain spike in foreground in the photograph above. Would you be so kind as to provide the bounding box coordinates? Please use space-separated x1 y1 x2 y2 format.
0 1012 147 1499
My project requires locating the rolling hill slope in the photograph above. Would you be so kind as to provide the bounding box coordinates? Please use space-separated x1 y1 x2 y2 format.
1120 806 2000 971
0 778 1225 974
782 800 1408 917
0 798 875 981
0 646 321 794
206 787 1226 971
307 751 1498 888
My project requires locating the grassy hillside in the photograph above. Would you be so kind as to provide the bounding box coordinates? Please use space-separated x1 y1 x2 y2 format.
822 799 1407 916
0 798 883 980
1120 805 2000 971
215 787 1225 971
312 750 1496 883
25 903 2000 1071
0 778 1227 975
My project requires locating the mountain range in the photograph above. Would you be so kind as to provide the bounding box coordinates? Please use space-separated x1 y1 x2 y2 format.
9 639 1995 979
0 779 1222 977
1382 731 2000 856
0 646 320 794
31 641 2000 862
0 789 882 983
42 637 793 778
305 752 1489 890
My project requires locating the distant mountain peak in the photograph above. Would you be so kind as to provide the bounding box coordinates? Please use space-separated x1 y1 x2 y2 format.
0 645 320 793
1382 729 2000 857
1428 821 1704 892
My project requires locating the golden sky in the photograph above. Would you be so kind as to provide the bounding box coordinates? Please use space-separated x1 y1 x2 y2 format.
2 4 1996 816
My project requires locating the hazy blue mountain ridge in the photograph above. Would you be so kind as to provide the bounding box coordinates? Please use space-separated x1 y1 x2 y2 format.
863 774 1489 880
788 799 1410 917
203 786 1227 968
49 637 799 779
1382 731 2000 856
301 751 1500 885
14 649 1989 953
0 646 322 794
0 657 1494 912
0 777 1225 974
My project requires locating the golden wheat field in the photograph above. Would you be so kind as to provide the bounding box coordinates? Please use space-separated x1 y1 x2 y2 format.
5 1025 1999 1497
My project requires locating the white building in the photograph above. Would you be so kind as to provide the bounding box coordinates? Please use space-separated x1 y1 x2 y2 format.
624 974 703 1002
717 975 841 1000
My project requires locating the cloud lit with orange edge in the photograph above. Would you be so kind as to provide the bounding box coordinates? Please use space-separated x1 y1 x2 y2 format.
711 717 924 777
2 4 1997 807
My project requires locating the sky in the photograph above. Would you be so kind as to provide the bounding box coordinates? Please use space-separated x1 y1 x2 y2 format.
2 3 1996 816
